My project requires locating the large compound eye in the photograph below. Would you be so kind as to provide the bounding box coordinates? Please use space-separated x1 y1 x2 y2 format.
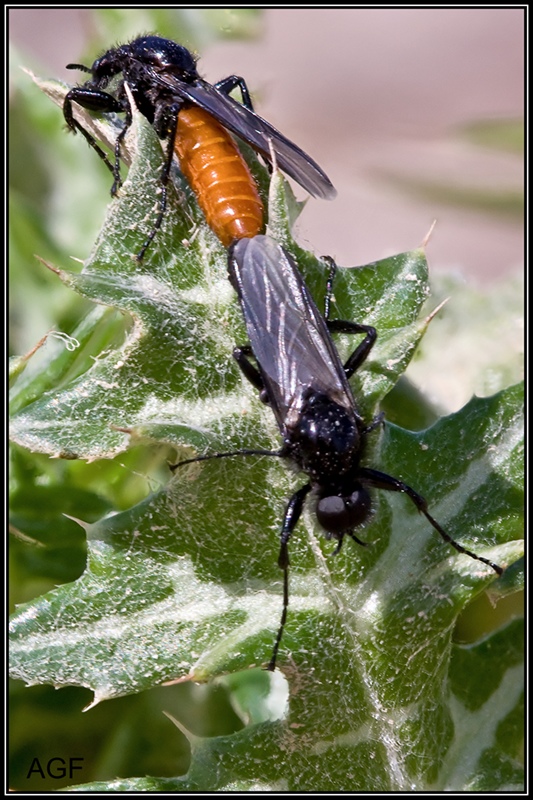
316 489 371 534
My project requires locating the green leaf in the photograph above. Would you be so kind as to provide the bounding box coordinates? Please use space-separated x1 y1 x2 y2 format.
406 270 524 416
9 61 523 792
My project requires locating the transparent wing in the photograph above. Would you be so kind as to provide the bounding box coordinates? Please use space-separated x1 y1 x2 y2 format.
151 72 336 200
229 236 354 430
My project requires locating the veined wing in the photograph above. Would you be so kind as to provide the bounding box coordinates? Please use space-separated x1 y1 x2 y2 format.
151 71 336 200
229 236 354 430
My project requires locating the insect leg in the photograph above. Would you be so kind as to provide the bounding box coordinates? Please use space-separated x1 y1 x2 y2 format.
135 103 181 260
318 255 377 377
362 412 385 435
321 256 337 321
359 467 503 575
268 483 312 671
213 75 254 111
110 92 133 196
63 89 124 179
326 319 377 379
212 75 276 178
233 345 270 403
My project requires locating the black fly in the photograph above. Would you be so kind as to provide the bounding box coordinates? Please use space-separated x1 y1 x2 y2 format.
172 235 503 671
62 35 335 257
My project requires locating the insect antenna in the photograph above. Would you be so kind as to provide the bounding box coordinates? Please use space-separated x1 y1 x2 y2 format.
170 447 283 472
360 468 503 576
393 481 503 575
420 505 503 576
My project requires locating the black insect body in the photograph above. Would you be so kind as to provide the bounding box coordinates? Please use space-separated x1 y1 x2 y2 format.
63 35 336 256
173 235 503 671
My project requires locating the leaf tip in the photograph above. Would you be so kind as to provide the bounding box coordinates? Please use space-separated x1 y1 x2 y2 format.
421 218 438 248
63 513 91 532
162 711 200 746
34 254 61 275
425 297 450 325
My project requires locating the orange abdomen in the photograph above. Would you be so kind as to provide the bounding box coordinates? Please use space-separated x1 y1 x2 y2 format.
175 106 264 246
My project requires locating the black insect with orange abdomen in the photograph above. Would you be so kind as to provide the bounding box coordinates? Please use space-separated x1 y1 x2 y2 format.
63 35 335 257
